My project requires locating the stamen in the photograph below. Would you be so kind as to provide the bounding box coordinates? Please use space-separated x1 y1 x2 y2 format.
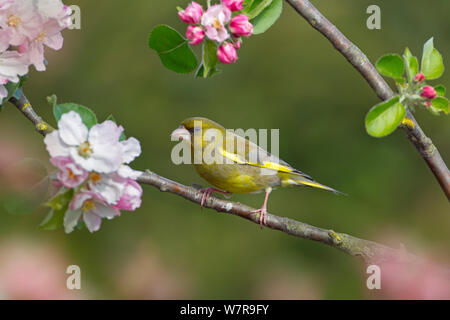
81 200 95 212
78 142 93 158
212 18 221 30
7 15 21 27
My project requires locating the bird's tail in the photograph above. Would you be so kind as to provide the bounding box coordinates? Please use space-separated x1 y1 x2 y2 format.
289 175 346 196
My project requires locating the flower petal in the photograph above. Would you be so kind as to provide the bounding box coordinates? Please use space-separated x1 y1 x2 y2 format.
117 165 142 180
83 212 102 233
64 209 81 234
70 191 93 211
85 144 122 173
88 120 122 146
89 174 124 205
92 203 120 220
121 137 141 164
58 111 88 146
44 130 70 157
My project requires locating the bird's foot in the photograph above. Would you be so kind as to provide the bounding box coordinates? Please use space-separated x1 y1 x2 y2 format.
198 188 230 209
250 205 268 229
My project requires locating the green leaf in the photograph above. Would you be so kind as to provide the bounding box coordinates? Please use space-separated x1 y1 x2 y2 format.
149 25 198 74
403 48 419 82
421 37 444 80
197 40 220 78
365 96 406 138
376 54 405 80
0 82 19 111
40 188 74 231
250 0 283 34
434 85 446 97
106 114 127 141
39 208 64 231
430 97 449 114
243 0 273 19
54 103 98 129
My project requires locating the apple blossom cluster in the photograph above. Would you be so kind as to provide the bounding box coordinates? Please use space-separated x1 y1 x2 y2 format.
0 0 72 103
178 0 253 64
44 111 143 233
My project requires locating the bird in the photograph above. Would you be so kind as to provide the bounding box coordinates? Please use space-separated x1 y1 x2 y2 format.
170 117 342 227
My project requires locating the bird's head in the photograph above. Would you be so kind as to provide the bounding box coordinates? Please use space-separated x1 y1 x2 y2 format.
170 117 226 145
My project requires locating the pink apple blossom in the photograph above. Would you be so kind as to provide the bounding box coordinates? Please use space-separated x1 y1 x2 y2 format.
50 156 88 188
0 0 41 46
421 86 437 100
186 25 205 45
178 1 203 24
229 14 253 37
217 42 237 64
201 4 231 43
115 178 143 211
64 190 120 233
20 2 72 71
222 0 244 12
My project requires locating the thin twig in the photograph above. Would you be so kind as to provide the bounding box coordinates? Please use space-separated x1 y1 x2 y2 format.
9 92 410 264
286 0 450 200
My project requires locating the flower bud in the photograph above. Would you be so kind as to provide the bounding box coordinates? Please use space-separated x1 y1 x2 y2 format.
234 40 241 50
421 86 437 100
186 25 205 45
222 0 244 12
178 1 203 24
229 14 253 37
414 73 425 82
217 42 238 64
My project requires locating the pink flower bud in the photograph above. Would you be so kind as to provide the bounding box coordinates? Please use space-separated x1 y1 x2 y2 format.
222 0 244 12
186 25 205 45
421 86 437 100
234 40 241 50
217 43 237 64
414 73 425 82
425 101 431 107
229 14 253 37
178 1 203 24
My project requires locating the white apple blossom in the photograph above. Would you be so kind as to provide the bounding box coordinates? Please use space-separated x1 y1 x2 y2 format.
44 111 124 174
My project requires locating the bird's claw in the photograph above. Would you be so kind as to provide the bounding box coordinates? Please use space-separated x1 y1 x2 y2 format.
198 188 229 209
250 206 267 229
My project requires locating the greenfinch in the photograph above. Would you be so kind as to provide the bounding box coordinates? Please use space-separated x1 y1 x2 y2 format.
171 117 342 227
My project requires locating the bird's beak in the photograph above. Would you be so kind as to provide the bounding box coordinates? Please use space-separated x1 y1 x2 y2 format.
170 126 191 142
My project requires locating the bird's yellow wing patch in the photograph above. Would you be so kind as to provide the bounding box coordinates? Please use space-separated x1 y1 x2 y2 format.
219 148 295 174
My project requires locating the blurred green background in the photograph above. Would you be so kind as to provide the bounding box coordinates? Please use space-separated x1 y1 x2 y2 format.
0 0 448 299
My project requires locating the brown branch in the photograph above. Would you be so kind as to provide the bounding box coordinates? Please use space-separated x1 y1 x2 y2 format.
8 91 410 264
286 0 450 201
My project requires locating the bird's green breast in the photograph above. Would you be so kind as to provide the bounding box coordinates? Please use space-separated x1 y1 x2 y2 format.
194 163 282 194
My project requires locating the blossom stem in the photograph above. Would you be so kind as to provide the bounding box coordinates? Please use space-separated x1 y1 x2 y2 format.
9 91 54 135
